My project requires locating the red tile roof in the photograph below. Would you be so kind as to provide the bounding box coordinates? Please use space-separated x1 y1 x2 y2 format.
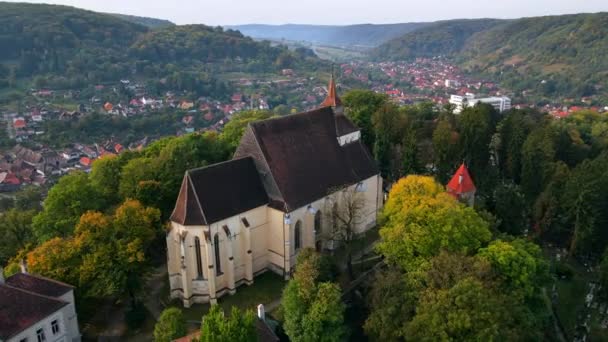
446 163 476 195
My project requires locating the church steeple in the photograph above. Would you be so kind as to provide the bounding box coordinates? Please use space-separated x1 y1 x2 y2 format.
321 72 343 113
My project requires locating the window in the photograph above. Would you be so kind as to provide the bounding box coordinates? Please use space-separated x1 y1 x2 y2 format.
294 220 302 250
51 319 60 334
194 237 203 279
241 217 250 228
36 329 45 342
314 211 322 235
214 234 222 275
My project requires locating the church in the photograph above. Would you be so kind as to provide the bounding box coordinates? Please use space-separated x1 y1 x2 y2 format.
166 76 383 306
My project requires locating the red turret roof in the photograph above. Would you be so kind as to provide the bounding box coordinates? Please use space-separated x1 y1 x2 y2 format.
447 163 476 195
321 74 342 108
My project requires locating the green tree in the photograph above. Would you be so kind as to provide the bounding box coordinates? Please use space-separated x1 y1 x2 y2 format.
342 90 387 148
200 305 257 342
220 110 274 151
457 104 498 187
154 307 187 342
492 182 528 235
432 119 459 183
14 185 43 211
0 209 36 265
404 277 513 341
32 171 105 242
282 249 347 342
521 126 556 201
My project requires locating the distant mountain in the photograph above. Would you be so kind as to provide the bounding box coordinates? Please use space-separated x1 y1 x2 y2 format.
227 23 430 48
371 13 608 97
108 13 175 28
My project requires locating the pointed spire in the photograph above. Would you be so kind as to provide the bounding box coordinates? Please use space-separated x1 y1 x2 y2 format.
321 70 342 109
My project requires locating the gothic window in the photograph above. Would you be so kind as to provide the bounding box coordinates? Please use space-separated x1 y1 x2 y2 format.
294 220 302 250
314 210 322 235
214 233 222 275
194 237 203 279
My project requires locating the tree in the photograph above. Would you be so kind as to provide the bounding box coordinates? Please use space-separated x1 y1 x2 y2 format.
492 182 528 235
28 200 161 303
32 171 105 242
432 119 459 183
478 239 548 298
457 104 498 188
325 187 365 279
521 126 556 201
90 153 131 205
154 307 187 342
282 250 347 342
14 185 43 211
404 277 514 341
220 110 274 151
199 305 257 342
0 209 36 265
377 175 492 271
364 267 415 341
342 90 388 149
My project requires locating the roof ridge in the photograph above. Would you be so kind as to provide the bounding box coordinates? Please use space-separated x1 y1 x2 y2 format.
248 107 332 127
186 172 208 225
187 155 253 173
8 272 74 290
0 283 69 305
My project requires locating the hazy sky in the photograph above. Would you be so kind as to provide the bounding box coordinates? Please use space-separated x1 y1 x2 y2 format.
6 0 608 25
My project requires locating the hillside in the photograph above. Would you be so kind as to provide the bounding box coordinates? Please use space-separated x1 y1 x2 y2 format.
371 13 608 97
228 23 429 48
0 2 323 92
108 13 175 28
369 19 504 59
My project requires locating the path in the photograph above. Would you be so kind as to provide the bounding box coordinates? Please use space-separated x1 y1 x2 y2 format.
143 264 169 320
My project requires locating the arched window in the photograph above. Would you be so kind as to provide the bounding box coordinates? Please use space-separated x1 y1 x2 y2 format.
194 237 203 279
314 210 322 235
294 220 302 250
214 234 222 275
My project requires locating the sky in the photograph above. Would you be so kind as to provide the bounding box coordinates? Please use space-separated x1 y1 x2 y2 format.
5 0 608 26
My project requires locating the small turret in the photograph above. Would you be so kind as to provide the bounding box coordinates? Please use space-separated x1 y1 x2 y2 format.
446 163 476 206
320 73 343 114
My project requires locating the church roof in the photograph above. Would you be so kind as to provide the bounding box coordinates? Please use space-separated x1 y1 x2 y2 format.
320 75 342 108
170 157 269 226
446 163 476 195
238 106 377 212
335 113 359 136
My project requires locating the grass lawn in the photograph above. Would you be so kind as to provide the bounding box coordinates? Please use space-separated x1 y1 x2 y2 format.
175 271 287 322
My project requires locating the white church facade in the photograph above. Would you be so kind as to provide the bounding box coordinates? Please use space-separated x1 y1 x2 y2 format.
166 78 383 306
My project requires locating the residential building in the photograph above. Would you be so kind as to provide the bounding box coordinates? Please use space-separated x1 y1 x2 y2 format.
449 93 511 114
166 77 382 306
0 267 81 342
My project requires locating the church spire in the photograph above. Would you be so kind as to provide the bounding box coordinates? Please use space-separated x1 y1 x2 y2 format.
321 70 342 111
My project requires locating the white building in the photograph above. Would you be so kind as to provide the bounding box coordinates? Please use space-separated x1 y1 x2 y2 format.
0 268 81 342
449 93 511 114
444 79 461 88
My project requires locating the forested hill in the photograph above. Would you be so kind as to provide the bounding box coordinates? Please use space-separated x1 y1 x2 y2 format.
369 19 503 59
228 23 430 48
0 2 323 92
370 13 608 97
107 13 175 28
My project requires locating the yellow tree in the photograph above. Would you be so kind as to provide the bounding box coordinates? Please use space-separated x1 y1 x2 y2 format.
377 175 491 272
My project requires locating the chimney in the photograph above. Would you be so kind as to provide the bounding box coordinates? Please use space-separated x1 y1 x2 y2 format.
0 266 4 284
257 304 265 321
20 259 28 274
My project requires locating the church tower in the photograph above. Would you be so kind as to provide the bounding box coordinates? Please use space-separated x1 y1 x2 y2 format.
446 163 476 206
320 73 343 114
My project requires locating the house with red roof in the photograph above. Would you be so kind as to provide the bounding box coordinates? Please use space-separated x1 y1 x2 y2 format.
0 266 81 342
13 118 26 130
446 163 476 206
